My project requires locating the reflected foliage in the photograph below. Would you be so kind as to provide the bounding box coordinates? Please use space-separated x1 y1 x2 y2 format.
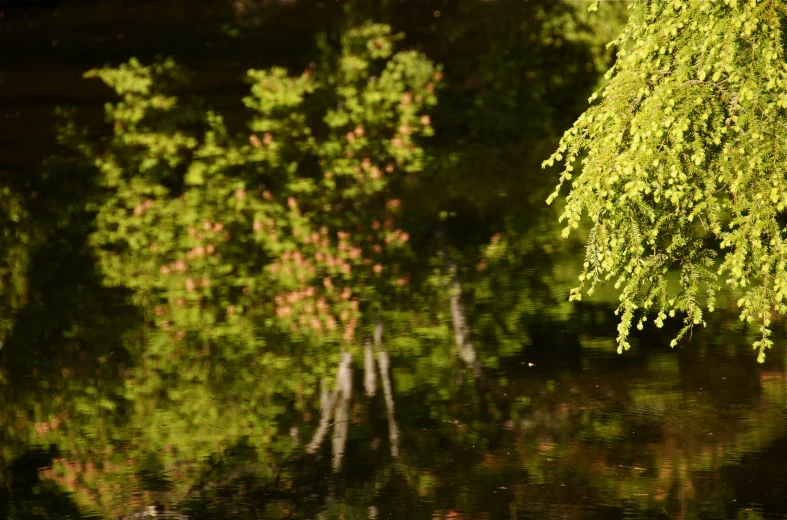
4 1 787 520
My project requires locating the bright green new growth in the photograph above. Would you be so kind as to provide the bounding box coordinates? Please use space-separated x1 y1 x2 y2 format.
546 0 787 361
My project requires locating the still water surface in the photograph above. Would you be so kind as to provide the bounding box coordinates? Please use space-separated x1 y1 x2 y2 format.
2 1 787 519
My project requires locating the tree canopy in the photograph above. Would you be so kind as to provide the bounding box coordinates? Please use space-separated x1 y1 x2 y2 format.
547 0 787 361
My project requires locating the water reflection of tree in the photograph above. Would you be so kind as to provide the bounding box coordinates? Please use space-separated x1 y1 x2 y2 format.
7 2 787 520
0 2 628 517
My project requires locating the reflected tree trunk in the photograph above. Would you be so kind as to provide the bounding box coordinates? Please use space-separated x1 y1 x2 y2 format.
364 338 377 397
331 352 352 472
374 318 400 459
449 274 483 379
305 381 338 455
304 318 401 469
305 353 352 461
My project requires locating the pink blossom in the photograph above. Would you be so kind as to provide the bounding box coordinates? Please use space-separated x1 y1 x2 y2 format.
343 324 355 342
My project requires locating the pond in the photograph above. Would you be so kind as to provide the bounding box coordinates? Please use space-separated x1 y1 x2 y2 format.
2 1 787 519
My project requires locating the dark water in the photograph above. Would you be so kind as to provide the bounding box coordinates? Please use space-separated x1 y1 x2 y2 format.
2 1 787 519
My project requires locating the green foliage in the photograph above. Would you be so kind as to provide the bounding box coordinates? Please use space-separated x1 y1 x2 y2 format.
546 0 787 360
83 23 439 354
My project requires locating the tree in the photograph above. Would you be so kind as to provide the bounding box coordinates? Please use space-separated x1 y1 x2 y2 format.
82 23 438 353
546 0 787 361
